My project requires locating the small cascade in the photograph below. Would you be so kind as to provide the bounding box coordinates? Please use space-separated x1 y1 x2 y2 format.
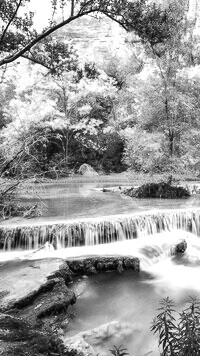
1 209 200 251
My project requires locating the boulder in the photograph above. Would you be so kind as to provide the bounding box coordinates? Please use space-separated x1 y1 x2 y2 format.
78 164 98 176
170 239 187 255
65 337 96 356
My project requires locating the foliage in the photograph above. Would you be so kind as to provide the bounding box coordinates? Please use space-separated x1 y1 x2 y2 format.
28 36 81 76
109 345 129 356
151 297 200 356
0 313 80 356
0 0 183 68
0 0 200 181
0 56 124 177
122 127 166 173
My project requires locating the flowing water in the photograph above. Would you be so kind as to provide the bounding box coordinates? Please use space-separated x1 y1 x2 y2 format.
63 232 200 356
1 179 200 355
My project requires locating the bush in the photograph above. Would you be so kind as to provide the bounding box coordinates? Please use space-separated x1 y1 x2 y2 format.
151 297 200 355
123 181 190 199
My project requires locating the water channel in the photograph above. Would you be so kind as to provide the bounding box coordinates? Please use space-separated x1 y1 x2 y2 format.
1 177 200 355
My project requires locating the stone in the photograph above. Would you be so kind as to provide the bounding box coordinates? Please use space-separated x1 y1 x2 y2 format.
116 260 124 273
170 239 187 255
86 266 97 275
68 259 86 273
65 320 137 356
123 257 140 271
80 320 134 345
78 164 98 176
34 280 76 319
65 336 96 356
66 256 140 275
49 262 73 282
3 278 76 326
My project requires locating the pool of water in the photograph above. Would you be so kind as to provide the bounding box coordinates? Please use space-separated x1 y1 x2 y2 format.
19 179 200 222
65 234 200 356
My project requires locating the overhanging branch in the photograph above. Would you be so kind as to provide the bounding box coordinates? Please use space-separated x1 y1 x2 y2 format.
0 8 99 67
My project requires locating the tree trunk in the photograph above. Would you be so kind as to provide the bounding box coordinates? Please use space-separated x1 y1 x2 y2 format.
169 129 174 157
71 0 75 17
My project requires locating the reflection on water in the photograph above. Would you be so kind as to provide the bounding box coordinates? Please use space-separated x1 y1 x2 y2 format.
20 181 200 221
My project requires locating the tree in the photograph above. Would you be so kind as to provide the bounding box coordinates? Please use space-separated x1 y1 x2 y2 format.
0 0 184 69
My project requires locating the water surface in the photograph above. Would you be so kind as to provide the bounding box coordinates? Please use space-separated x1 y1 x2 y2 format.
19 180 200 222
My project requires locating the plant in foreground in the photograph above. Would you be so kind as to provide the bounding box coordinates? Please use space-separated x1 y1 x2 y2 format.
109 345 129 356
151 296 200 355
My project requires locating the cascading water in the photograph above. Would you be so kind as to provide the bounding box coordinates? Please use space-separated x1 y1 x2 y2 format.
1 208 200 251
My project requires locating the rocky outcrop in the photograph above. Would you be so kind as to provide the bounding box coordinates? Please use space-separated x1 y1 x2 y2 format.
48 256 140 283
0 255 140 356
1 277 76 326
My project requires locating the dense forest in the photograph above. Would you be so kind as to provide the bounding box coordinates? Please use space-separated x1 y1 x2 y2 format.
1 0 200 180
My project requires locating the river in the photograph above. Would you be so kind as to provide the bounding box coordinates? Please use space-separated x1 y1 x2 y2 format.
1 177 200 355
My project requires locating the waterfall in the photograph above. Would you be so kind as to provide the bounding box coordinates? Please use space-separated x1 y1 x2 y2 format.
1 209 200 251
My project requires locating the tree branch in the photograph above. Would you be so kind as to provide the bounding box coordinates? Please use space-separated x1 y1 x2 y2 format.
0 0 23 44
0 8 99 67
21 54 52 71
71 0 75 17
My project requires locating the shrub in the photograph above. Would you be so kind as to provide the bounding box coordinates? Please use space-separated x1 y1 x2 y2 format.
110 345 129 356
151 297 200 355
123 180 190 199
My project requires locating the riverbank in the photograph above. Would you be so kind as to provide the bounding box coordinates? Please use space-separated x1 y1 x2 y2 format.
3 170 200 187
24 171 200 184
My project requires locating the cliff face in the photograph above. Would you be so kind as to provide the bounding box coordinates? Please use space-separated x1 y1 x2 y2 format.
56 15 127 65
55 1 200 66
188 0 200 30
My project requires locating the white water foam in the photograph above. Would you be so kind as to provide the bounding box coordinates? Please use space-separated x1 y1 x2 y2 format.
2 208 200 251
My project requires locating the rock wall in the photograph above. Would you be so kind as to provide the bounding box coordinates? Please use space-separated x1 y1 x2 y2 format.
56 15 127 65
